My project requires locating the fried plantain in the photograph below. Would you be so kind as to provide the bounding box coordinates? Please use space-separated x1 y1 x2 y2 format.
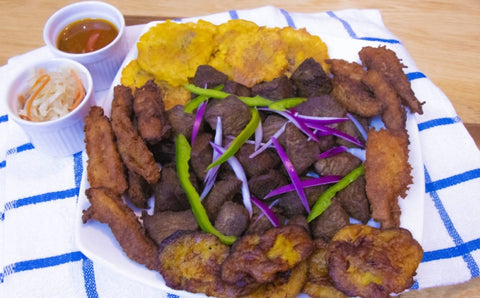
157 231 252 297
221 225 313 284
327 224 423 298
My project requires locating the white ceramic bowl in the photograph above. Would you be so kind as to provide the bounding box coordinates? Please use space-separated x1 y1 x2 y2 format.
5 58 94 157
43 1 127 91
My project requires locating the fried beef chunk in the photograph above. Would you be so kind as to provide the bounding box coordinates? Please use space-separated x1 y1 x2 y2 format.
214 201 250 237
359 46 425 114
290 57 333 97
190 132 214 181
251 75 296 100
133 80 169 144
126 169 152 209
310 199 350 241
314 151 362 177
221 225 313 285
327 224 423 298
235 143 281 178
285 122 320 175
336 175 370 224
192 64 228 89
142 209 198 246
205 95 251 136
84 106 127 195
158 231 253 297
295 94 346 118
111 85 160 185
165 104 197 139
153 165 191 213
222 80 252 97
203 175 242 221
82 187 160 271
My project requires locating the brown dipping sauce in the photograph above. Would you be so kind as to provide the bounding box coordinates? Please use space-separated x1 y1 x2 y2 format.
57 18 118 54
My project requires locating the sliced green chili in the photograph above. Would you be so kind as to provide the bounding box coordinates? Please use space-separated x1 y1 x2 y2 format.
176 134 237 245
184 85 224 114
206 107 260 170
307 164 365 223
184 83 305 111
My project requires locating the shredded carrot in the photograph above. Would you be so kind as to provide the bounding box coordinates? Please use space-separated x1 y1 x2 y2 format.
70 69 85 110
25 74 50 121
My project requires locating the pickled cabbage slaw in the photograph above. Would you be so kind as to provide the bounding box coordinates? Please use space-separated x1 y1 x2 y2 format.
18 67 85 122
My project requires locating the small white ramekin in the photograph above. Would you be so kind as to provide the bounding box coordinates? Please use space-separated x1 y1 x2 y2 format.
43 1 128 91
5 58 95 157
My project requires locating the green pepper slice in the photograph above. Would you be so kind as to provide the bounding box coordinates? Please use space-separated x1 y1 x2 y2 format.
307 164 365 222
176 134 237 245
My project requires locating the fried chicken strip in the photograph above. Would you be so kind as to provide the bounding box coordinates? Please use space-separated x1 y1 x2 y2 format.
326 59 384 117
82 187 160 271
83 106 127 195
111 85 160 185
359 46 425 114
133 80 169 144
365 128 412 228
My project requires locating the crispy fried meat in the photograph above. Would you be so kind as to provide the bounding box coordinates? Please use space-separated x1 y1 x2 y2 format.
83 106 127 195
365 128 413 228
327 224 423 298
111 85 160 185
221 225 313 285
326 59 384 117
82 187 160 271
359 46 425 114
125 169 152 209
133 80 169 144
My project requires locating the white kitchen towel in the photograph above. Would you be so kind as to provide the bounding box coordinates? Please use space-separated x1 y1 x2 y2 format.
1 6 480 298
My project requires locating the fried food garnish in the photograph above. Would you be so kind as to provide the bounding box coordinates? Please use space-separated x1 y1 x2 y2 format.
158 231 252 297
83 106 127 195
359 46 425 114
137 20 217 87
242 261 309 298
327 59 384 117
365 128 413 229
362 69 406 131
111 85 160 184
221 225 313 284
327 224 423 298
82 187 160 271
302 239 347 298
133 80 169 144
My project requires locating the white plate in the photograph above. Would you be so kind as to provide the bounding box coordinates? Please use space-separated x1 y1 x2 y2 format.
75 20 425 295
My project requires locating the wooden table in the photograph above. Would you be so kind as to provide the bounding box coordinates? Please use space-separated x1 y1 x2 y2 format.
1 0 480 294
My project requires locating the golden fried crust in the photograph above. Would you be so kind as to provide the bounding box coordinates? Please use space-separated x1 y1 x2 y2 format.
302 239 347 298
365 128 412 228
327 224 423 298
326 59 384 117
83 106 127 195
221 225 314 284
111 85 160 185
363 69 406 131
158 231 252 297
82 187 160 271
359 46 425 114
133 80 169 144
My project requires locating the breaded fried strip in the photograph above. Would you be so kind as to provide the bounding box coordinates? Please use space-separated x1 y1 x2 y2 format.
365 128 413 228
359 46 425 114
82 187 160 271
362 69 407 131
326 59 384 117
134 80 169 144
111 85 160 185
84 106 127 195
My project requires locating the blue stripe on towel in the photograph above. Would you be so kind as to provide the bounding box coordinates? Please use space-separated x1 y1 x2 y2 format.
82 258 99 298
73 151 83 195
7 143 35 155
418 116 462 132
0 160 5 169
1 188 78 221
1 251 88 283
229 10 239 20
326 11 400 44
0 114 8 123
424 166 480 276
425 168 480 192
280 9 296 28
423 237 480 262
407 72 426 81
